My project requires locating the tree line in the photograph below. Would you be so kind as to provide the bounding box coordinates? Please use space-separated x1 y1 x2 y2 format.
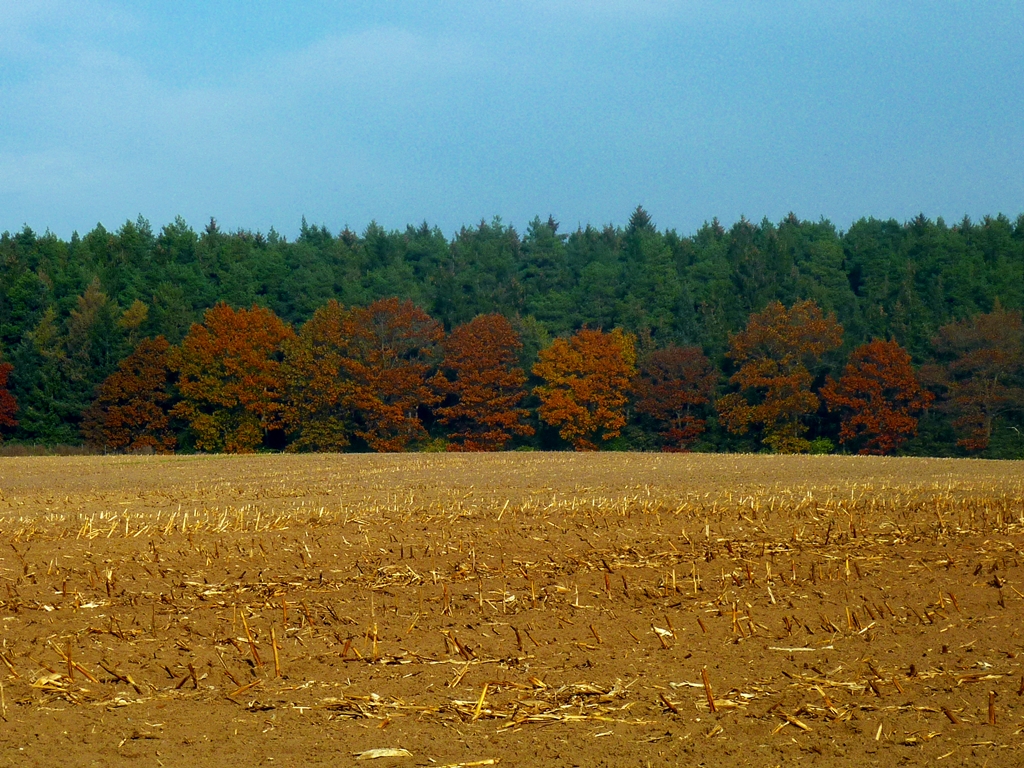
1 207 1022 456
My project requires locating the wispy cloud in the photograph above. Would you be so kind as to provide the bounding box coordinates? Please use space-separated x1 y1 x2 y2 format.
0 0 139 61
0 148 110 199
1 1 1021 237
275 27 474 86
1 10 489 233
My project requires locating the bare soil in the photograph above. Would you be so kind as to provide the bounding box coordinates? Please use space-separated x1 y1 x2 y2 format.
0 453 1023 767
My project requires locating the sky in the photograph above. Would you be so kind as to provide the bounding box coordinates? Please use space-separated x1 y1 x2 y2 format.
1 0 1022 240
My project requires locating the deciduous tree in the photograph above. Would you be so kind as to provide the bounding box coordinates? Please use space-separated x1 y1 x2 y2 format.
171 303 295 453
81 336 177 453
0 349 17 440
633 345 717 451
282 300 356 452
118 299 149 348
15 279 127 443
67 277 126 384
717 300 843 453
533 328 637 450
925 307 1024 451
821 339 932 455
344 298 443 451
434 314 533 451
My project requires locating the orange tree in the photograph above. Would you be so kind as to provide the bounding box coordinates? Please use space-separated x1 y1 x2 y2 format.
81 336 178 453
433 313 533 451
925 307 1024 451
533 327 636 450
821 339 932 455
282 300 357 452
343 298 443 452
0 350 17 440
170 303 295 453
717 300 843 453
633 345 717 451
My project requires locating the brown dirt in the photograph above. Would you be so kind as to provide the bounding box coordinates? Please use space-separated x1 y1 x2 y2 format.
0 452 1022 767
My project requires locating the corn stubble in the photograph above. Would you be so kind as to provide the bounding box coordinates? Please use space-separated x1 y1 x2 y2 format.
0 453 1022 765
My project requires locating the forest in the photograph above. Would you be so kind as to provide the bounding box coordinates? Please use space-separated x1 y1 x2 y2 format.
0 207 1022 458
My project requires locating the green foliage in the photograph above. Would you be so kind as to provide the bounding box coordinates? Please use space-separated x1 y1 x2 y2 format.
808 437 835 455
0 209 1022 454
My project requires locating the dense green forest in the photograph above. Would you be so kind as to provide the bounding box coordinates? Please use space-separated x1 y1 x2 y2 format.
1 208 1022 457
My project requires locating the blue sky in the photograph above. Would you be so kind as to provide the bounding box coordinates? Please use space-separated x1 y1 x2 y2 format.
1 1 1022 239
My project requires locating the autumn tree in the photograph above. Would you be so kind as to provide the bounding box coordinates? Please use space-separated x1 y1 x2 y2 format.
343 298 443 452
282 301 357 452
0 349 17 441
821 339 932 455
17 279 127 443
118 299 149 348
533 328 637 450
633 345 717 451
717 300 843 453
81 336 177 453
66 277 126 385
433 314 533 451
170 303 295 453
925 307 1024 451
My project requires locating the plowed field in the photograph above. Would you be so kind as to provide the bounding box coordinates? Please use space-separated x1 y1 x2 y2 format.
1 453 1023 767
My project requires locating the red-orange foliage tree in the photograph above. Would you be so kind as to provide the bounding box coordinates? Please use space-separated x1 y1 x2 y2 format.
821 339 932 455
717 300 843 453
170 303 295 453
533 328 636 450
81 336 177 453
343 298 443 452
433 314 533 451
925 308 1024 451
0 351 17 440
633 345 717 451
282 301 356 452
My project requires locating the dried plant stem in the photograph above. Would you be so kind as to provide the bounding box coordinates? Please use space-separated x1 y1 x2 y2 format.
702 667 717 714
271 626 281 678
659 692 679 714
471 683 488 721
240 608 262 667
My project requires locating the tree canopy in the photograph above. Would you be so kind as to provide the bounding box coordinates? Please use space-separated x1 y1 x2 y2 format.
434 314 533 451
1 210 1022 456
171 303 295 453
533 328 637 450
717 300 843 453
821 339 932 455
